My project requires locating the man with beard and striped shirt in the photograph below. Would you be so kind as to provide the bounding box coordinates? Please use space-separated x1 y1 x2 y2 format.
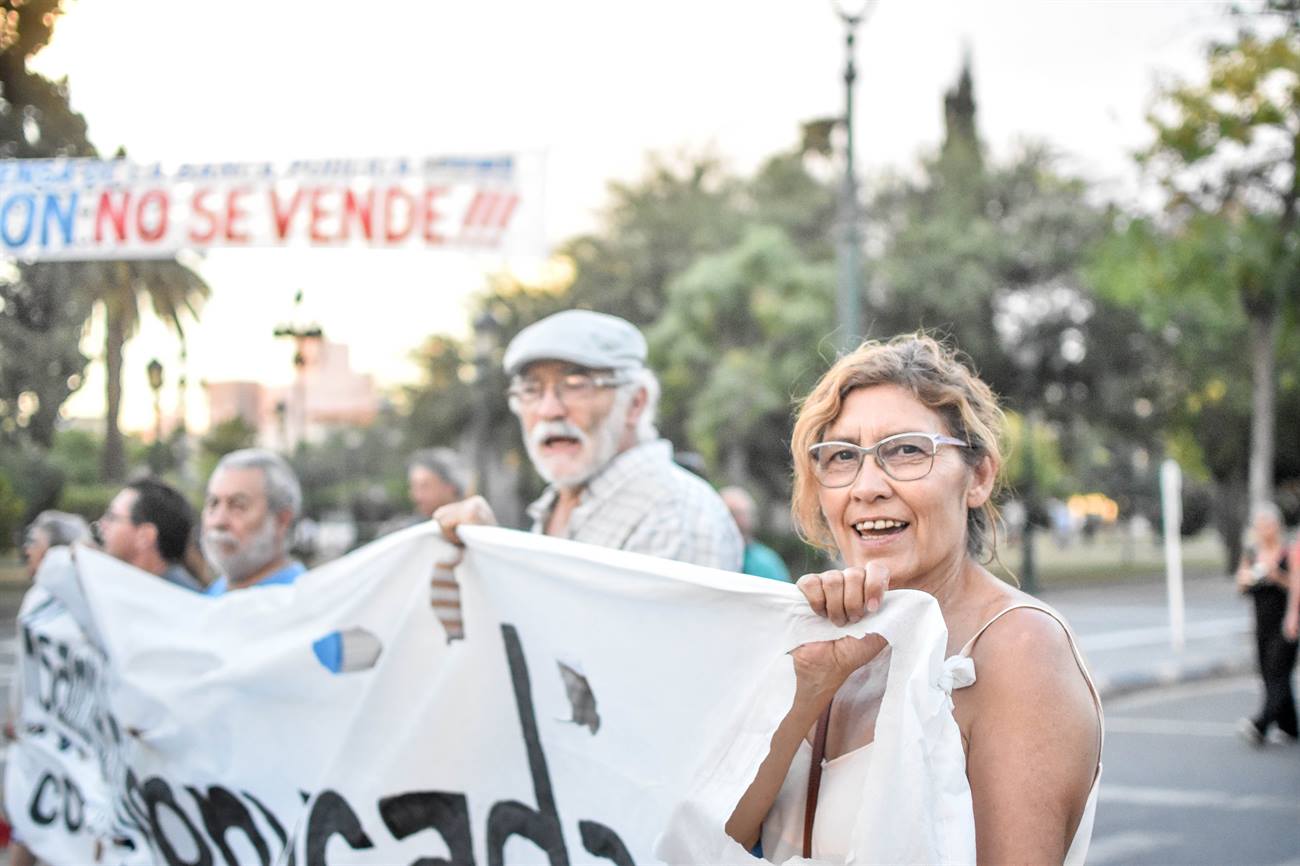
436 310 742 572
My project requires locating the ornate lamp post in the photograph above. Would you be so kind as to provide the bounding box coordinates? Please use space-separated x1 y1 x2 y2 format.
273 290 324 452
831 0 876 352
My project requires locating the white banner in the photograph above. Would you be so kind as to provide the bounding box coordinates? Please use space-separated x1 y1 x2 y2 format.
0 154 546 260
6 524 975 865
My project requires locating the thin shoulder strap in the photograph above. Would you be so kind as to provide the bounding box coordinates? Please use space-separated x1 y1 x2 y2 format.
802 699 833 860
959 604 1105 766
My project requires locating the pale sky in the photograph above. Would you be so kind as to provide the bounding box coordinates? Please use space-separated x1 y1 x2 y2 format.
29 0 1232 432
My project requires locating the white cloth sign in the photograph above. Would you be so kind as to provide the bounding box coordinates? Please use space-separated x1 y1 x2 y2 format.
6 523 977 866
6 584 114 866
0 154 546 259
7 527 451 866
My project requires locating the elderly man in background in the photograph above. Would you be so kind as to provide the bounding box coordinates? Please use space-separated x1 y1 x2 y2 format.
21 511 92 579
409 448 469 518
720 486 792 583
380 448 471 536
96 477 203 591
201 448 305 595
437 310 742 571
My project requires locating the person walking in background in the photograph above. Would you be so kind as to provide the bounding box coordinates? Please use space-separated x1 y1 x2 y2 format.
1235 502 1298 745
1286 537 1299 642
95 477 203 591
720 486 792 583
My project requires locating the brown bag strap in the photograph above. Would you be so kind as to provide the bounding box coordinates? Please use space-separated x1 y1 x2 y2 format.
803 699 833 860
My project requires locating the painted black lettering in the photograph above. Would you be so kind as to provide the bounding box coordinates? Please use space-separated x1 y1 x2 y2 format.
486 624 568 866
28 772 58 825
242 790 288 847
62 775 84 832
305 790 374 866
187 786 271 866
143 777 214 866
578 820 635 866
120 768 153 838
36 634 55 710
379 791 475 866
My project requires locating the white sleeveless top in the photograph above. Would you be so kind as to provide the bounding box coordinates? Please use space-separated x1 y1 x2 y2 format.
761 604 1104 864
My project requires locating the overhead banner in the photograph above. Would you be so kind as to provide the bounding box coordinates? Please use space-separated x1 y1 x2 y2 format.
7 524 975 866
0 154 546 260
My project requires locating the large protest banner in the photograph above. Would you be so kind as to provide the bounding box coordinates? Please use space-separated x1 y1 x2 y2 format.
0 154 545 260
7 523 975 865
7 527 454 866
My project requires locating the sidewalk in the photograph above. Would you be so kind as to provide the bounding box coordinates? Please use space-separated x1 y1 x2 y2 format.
1038 570 1255 699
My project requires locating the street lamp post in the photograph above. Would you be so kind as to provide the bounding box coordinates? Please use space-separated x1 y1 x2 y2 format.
272 290 324 452
146 358 165 474
832 0 875 353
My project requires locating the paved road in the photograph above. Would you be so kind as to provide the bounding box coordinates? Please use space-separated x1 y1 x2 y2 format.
1091 675 1300 865
1040 571 1254 696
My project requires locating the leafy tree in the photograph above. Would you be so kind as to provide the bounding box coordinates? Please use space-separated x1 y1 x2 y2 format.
1139 6 1300 507
867 62 1165 510
0 1 95 448
0 469 23 552
198 416 257 483
647 225 835 499
91 259 210 481
1087 211 1300 565
0 262 92 445
0 2 210 479
560 151 746 328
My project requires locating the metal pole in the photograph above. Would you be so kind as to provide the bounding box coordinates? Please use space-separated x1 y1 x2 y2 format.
836 15 863 353
1161 459 1186 652
1021 412 1039 595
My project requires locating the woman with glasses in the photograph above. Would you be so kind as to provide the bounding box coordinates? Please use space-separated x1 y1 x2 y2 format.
727 334 1101 864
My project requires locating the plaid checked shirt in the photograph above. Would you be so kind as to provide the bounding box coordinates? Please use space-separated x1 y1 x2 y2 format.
525 440 743 572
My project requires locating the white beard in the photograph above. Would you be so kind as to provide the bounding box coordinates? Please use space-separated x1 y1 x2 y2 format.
202 515 282 582
526 395 632 490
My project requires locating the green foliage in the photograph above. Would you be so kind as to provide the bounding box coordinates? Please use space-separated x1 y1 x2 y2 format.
56 482 118 524
48 429 102 485
648 225 835 494
92 259 211 481
288 421 406 524
0 439 62 524
198 417 258 483
0 2 96 451
0 468 25 552
561 151 747 327
1001 412 1070 498
0 263 93 447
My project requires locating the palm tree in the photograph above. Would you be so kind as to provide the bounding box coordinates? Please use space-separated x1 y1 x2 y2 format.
94 259 210 481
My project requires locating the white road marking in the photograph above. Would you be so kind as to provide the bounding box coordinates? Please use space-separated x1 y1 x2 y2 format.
1081 617 1249 651
1085 831 1181 864
1104 716 1238 736
1102 783 1300 813
1105 675 1256 711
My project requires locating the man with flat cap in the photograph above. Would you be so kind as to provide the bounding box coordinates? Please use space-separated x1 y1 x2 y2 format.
436 309 742 571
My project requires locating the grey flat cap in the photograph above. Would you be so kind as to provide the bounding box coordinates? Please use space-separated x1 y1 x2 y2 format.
503 310 647 376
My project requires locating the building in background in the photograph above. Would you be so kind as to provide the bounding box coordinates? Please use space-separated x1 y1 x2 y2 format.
204 339 379 448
